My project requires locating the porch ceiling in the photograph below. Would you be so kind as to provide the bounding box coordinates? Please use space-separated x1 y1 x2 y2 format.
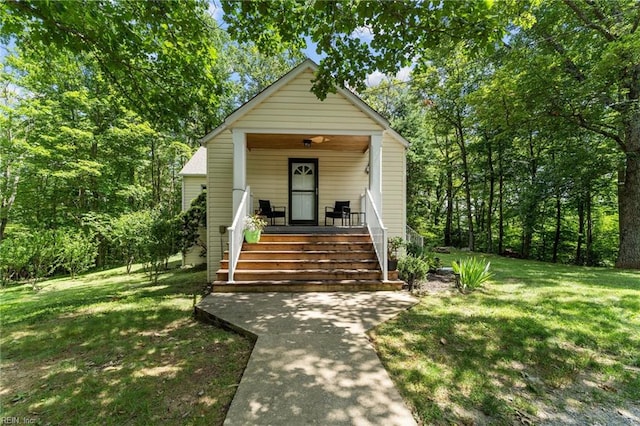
247 133 370 152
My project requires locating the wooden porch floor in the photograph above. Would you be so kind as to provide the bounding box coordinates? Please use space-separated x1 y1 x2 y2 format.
262 225 368 234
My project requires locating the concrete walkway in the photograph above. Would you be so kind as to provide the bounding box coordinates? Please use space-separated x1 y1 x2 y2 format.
196 291 419 425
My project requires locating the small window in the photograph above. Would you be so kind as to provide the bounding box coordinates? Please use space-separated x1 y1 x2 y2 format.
294 165 313 175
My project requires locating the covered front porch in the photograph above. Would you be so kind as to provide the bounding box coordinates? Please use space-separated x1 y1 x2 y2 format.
232 131 384 227
221 130 390 287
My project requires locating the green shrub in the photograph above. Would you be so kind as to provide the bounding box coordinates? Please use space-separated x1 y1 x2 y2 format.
0 230 64 287
1 229 100 285
405 242 424 257
109 211 154 273
142 213 180 283
387 236 405 261
398 255 430 290
179 190 207 256
0 235 31 285
451 257 492 293
59 230 98 278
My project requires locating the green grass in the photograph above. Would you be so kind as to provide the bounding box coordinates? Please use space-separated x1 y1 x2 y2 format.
371 253 640 425
0 261 252 425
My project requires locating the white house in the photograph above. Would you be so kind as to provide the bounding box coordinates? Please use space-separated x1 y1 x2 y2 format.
193 59 410 291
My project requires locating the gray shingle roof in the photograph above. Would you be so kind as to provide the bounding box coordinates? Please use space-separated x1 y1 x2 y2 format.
179 147 206 176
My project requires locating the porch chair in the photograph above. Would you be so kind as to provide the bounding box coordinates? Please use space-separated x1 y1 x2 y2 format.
324 201 350 226
258 199 286 225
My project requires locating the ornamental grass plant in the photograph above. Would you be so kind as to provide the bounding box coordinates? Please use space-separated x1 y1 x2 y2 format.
452 257 492 293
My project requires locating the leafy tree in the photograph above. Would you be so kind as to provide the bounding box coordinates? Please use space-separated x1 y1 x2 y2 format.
109 211 154 274
58 230 98 278
1 0 232 133
222 0 535 98
142 212 180 283
509 0 640 268
0 232 30 284
0 62 32 241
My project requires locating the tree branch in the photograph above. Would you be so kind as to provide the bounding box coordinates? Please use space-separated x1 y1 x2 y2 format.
562 0 617 42
571 112 626 150
631 5 640 34
541 33 586 82
583 0 612 26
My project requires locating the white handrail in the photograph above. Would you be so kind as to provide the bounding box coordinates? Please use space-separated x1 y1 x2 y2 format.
406 225 424 248
363 189 388 281
227 186 251 283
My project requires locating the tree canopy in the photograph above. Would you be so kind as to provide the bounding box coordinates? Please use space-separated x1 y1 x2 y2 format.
224 0 640 269
1 0 638 274
1 0 231 133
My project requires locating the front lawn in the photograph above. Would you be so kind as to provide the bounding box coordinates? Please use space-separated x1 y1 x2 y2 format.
0 263 252 425
371 254 640 425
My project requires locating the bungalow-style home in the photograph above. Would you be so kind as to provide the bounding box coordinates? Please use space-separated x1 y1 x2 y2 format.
194 58 410 292
178 146 207 267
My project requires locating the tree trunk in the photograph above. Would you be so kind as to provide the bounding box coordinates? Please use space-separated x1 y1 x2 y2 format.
456 198 462 247
521 132 538 259
616 146 640 269
586 190 594 266
456 122 474 251
486 138 495 253
552 192 561 263
0 217 7 241
576 196 585 265
445 166 453 246
498 141 504 254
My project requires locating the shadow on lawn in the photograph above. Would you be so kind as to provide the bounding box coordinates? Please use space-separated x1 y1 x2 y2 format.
487 257 640 291
1 267 252 425
374 288 640 425
1 266 208 328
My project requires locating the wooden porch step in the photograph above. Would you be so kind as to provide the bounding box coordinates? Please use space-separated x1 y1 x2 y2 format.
220 259 380 270
224 250 377 261
259 233 372 243
216 269 383 282
242 242 374 251
214 231 404 292
212 279 404 293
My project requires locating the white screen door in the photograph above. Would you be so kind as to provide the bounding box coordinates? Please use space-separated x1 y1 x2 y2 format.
289 159 318 225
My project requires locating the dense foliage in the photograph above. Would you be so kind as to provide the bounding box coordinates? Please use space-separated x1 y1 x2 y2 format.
0 1 301 283
1 0 637 280
224 0 639 269
179 191 207 258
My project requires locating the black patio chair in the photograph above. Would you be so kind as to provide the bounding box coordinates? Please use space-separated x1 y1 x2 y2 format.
258 199 286 225
324 201 350 226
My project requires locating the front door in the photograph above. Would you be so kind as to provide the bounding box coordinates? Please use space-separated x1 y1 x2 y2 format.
289 159 318 225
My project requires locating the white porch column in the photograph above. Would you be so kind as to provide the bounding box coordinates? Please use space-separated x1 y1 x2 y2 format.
369 132 383 212
232 129 247 212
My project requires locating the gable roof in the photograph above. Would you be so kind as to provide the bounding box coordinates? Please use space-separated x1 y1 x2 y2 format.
200 58 409 147
179 146 206 176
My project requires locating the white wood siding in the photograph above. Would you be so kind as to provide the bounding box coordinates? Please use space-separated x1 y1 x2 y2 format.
182 176 206 211
247 149 369 222
207 133 233 280
234 70 381 132
382 132 407 240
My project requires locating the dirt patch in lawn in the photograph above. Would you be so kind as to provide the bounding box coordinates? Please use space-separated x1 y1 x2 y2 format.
410 272 459 295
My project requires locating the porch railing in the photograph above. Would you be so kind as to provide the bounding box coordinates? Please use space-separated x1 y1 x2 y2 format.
363 189 388 281
227 186 251 283
406 225 424 248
